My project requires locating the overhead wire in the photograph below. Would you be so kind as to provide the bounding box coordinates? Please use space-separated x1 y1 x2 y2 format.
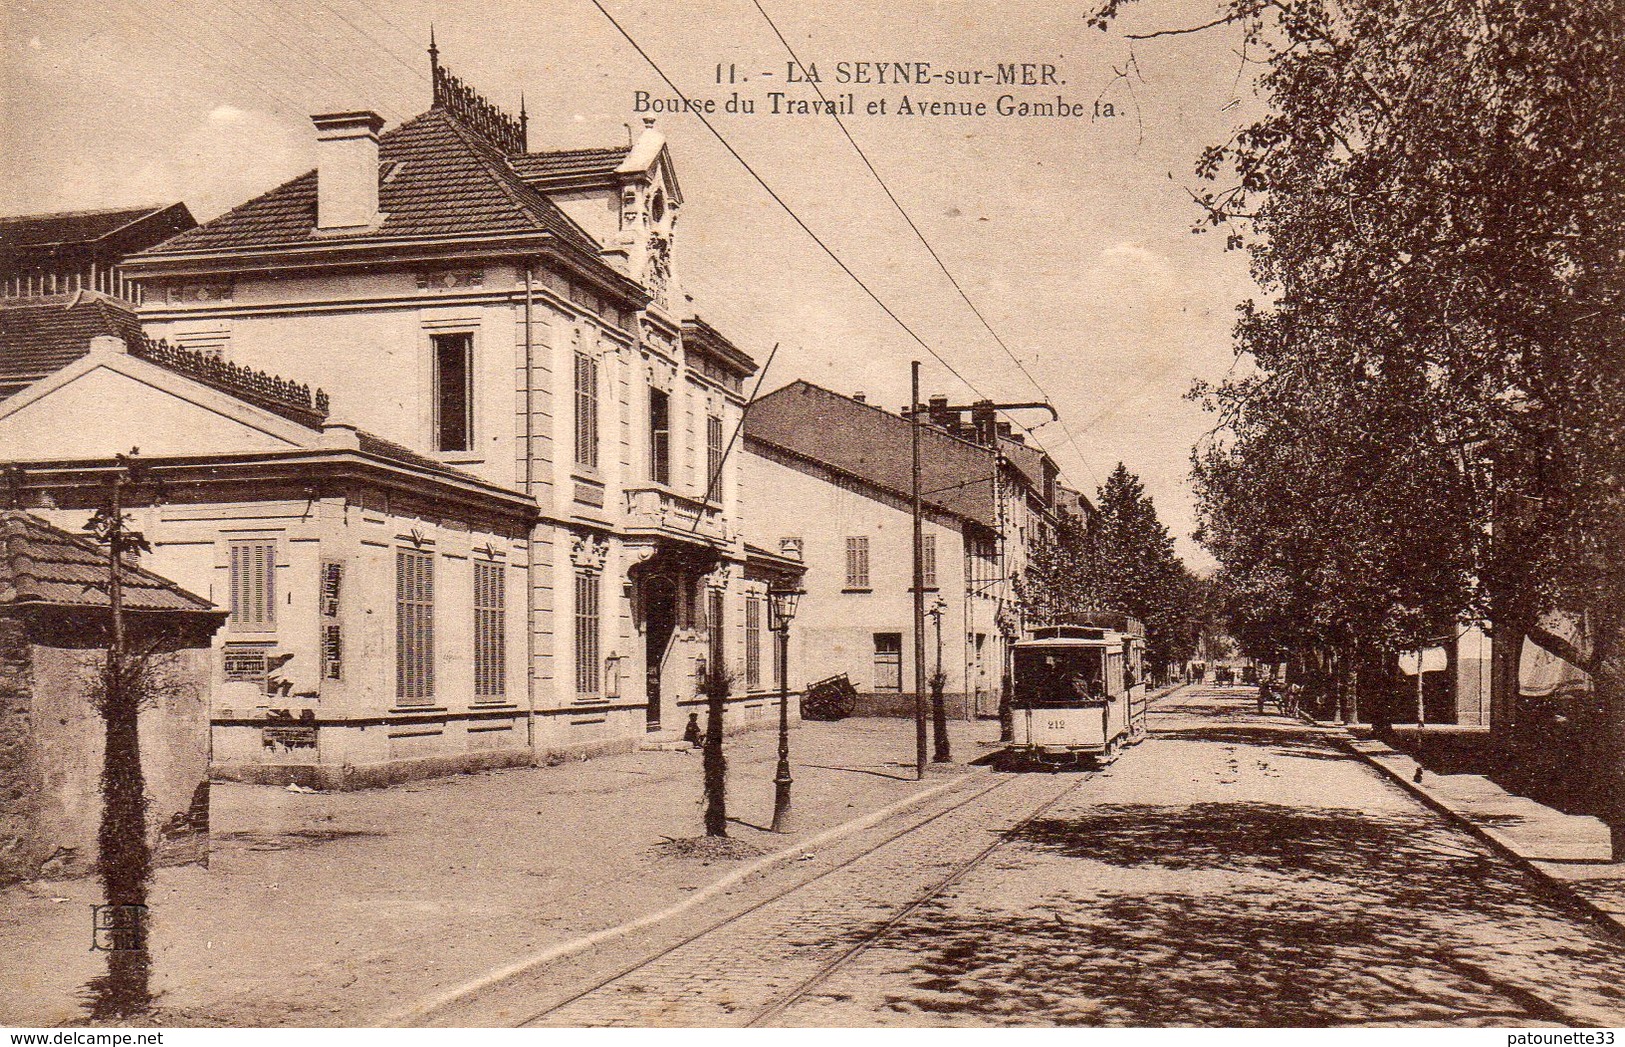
746 0 1104 491
584 0 987 404
217 0 416 123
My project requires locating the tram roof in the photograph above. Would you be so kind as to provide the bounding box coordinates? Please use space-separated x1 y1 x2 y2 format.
1016 624 1142 647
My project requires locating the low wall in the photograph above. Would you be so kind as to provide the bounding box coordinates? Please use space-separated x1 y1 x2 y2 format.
210 690 801 790
851 690 974 720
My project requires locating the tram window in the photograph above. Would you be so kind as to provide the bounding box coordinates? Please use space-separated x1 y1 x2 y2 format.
1013 648 1107 706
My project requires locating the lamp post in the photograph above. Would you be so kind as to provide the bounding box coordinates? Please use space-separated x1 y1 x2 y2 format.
768 580 803 833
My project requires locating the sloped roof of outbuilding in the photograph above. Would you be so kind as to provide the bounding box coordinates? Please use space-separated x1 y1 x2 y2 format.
0 510 219 614
510 145 632 187
0 292 143 391
0 204 185 251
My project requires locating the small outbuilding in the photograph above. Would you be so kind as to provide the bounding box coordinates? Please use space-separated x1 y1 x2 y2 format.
0 510 224 884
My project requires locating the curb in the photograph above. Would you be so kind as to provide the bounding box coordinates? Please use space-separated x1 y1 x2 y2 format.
383 762 992 1027
1326 727 1625 950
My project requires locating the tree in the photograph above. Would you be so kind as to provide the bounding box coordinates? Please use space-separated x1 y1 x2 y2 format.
1017 464 1197 679
82 453 159 1017
1092 0 1625 830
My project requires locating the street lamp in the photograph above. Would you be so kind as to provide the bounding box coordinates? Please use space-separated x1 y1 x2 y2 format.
768 579 803 833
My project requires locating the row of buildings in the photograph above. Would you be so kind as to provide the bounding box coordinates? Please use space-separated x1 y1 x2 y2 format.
0 49 1084 833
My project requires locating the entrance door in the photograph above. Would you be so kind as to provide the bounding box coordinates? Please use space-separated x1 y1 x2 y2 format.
644 575 678 731
974 633 1000 717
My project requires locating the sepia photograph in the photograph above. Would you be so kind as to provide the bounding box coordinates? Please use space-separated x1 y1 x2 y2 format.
0 0 1622 1034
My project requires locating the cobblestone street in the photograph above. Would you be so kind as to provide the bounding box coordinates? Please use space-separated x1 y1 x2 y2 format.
505 687 1625 1028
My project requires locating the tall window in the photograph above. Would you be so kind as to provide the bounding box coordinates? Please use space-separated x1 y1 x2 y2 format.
745 595 763 692
433 333 472 452
229 540 277 632
474 562 506 699
707 588 725 675
574 351 599 469
921 534 937 589
574 571 601 694
649 388 671 484
845 536 870 589
396 551 435 705
873 633 903 691
705 414 724 499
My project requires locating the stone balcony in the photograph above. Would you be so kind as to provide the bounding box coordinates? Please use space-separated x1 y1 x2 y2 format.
623 485 728 544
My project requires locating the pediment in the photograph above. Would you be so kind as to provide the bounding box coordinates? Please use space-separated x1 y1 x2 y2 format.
0 350 317 463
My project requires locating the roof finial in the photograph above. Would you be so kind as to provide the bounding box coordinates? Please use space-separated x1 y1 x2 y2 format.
519 92 529 152
428 26 440 105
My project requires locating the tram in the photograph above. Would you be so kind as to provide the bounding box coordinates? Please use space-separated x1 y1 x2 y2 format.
1004 614 1148 769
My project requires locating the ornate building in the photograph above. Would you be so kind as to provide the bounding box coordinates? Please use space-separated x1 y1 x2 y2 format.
0 47 800 785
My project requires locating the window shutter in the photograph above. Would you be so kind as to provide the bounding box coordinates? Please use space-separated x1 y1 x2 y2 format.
745 596 762 692
846 536 869 588
230 541 276 632
474 562 506 699
574 571 601 694
396 551 435 705
575 352 599 469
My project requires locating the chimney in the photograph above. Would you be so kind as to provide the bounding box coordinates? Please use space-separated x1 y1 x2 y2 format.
852 391 866 403
971 399 996 446
311 111 385 230
928 395 953 430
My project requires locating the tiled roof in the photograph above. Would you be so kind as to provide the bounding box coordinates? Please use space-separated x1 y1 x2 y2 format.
0 205 173 250
140 109 602 259
744 380 998 529
353 431 481 483
0 292 142 390
510 146 630 186
0 510 218 614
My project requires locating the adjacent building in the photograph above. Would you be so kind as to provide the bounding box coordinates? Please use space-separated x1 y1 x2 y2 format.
742 381 1078 718
0 202 196 399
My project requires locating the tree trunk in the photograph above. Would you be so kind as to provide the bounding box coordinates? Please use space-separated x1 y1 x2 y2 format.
703 687 727 837
92 655 151 1018
931 677 951 762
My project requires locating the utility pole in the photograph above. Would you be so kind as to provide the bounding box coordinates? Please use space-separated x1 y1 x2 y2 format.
911 362 927 781
903 399 1055 745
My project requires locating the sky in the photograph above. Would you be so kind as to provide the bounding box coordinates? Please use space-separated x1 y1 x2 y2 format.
0 0 1262 569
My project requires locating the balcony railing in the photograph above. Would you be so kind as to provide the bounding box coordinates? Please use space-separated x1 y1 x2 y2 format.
624 485 727 543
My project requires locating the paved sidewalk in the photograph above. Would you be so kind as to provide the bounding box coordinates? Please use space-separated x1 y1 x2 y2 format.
1331 725 1625 941
0 716 998 1027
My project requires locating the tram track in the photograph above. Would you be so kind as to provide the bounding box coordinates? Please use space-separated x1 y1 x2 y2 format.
742 766 1093 1027
509 767 1091 1027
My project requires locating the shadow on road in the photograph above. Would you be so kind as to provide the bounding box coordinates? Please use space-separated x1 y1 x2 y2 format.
1150 725 1351 763
837 802 1625 1026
